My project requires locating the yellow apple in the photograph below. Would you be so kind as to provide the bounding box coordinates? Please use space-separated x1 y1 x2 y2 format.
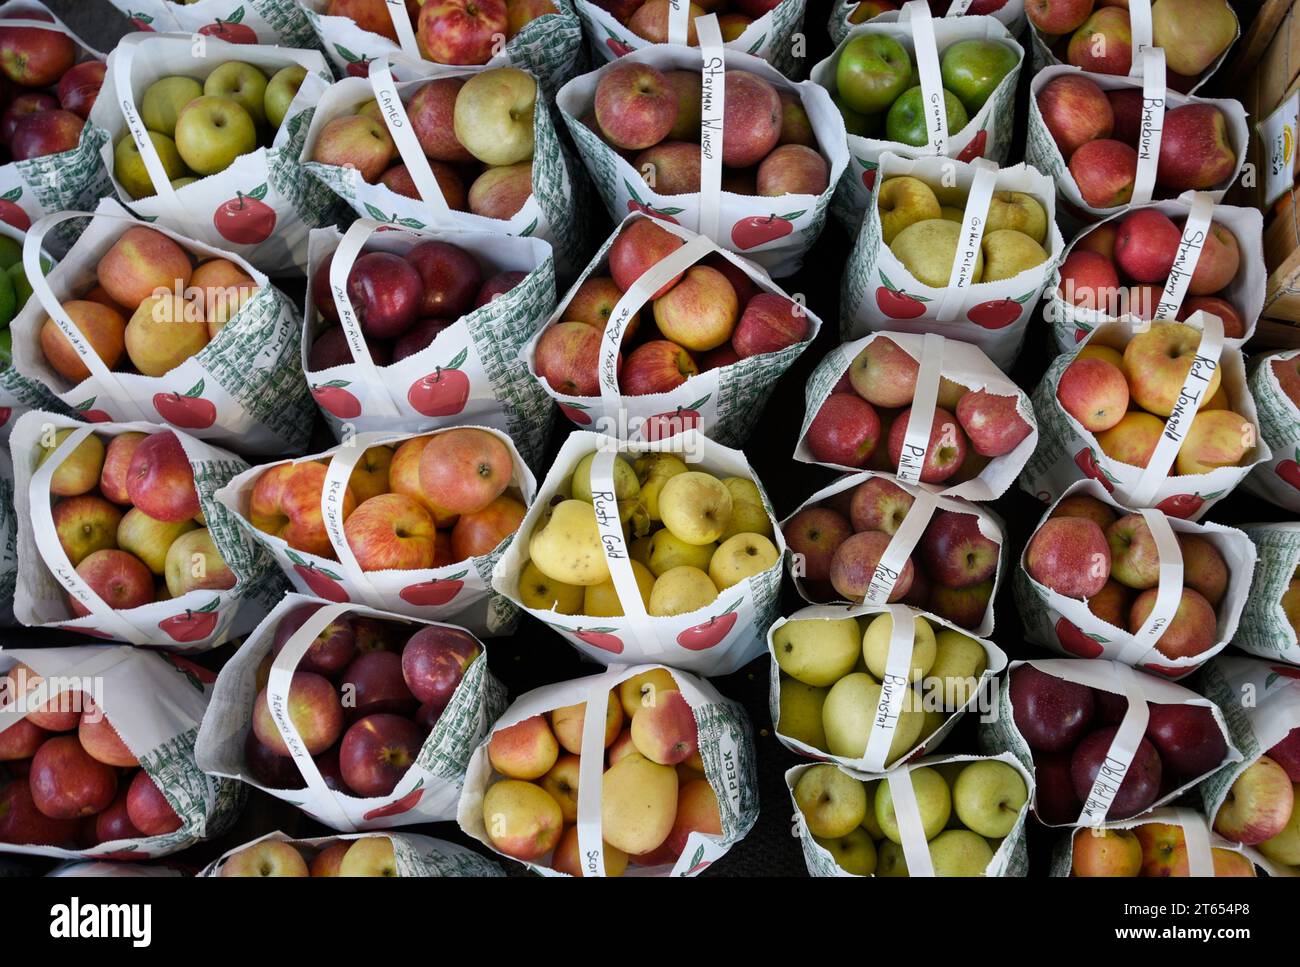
815 827 877 875
602 752 678 855
862 612 937 683
646 528 715 576
772 617 860 686
634 453 687 521
717 476 772 541
1077 344 1125 369
572 451 644 527
794 763 866 837
518 559 584 614
877 176 941 245
583 559 655 616
528 499 610 586
708 532 778 590
648 565 718 616
987 191 1048 243
925 629 988 710
823 672 924 764
778 676 829 749
338 836 398 876
617 669 678 718
658 471 733 545
980 229 1048 283
482 779 563 861
551 691 623 754
890 219 984 288
1175 409 1253 476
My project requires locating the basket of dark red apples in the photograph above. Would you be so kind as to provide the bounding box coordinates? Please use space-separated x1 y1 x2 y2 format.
1235 524 1300 667
9 200 313 455
1060 808 1278 877
301 220 556 466
1049 197 1263 353
1028 64 1247 220
203 830 503 877
557 44 847 277
1025 0 1238 94
105 0 318 48
299 0 580 93
796 332 1036 499
1022 315 1268 519
1016 480 1255 679
196 596 506 830
457 664 758 876
9 412 275 649
1243 352 1300 514
90 33 335 274
0 648 242 858
828 0 1026 48
217 427 535 637
988 659 1239 827
1198 656 1300 876
529 214 820 445
303 63 587 278
780 472 1005 635
581 0 806 74
812 1 1024 232
0 2 108 247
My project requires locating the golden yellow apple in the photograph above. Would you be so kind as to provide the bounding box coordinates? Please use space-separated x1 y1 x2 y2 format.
658 471 733 545
528 499 610 586
583 559 655 616
778 675 829 749
717 476 772 541
634 453 687 521
925 629 988 710
773 617 860 686
646 528 715 576
648 565 718 616
518 560 584 614
708 532 778 590
861 612 937 683
602 752 678 855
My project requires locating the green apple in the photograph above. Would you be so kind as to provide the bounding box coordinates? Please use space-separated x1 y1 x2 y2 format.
926 629 988 711
141 75 203 137
793 764 867 838
9 256 49 309
831 91 879 138
115 132 190 199
0 270 14 329
264 65 307 131
174 96 257 176
203 61 270 128
929 829 994 877
823 672 924 764
859 779 884 838
876 839 908 876
773 617 860 687
940 39 1018 115
778 676 828 750
890 219 983 288
0 236 20 270
952 760 1028 839
885 86 969 147
171 177 198 190
874 766 950 843
815 827 877 876
835 33 912 115
862 611 937 684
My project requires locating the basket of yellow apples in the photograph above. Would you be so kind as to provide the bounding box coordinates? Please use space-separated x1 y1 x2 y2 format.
1020 313 1269 520
1234 523 1300 666
827 0 1027 50
841 152 1064 369
457 663 759 876
1242 352 1300 515
299 0 581 94
303 60 589 280
106 0 319 47
202 830 504 877
768 603 1006 769
8 197 313 456
787 753 1033 877
814 1 1024 233
1015 479 1254 680
492 429 785 675
90 32 337 275
9 410 280 648
217 426 535 637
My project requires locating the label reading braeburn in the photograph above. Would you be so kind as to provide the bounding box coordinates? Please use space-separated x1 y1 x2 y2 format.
1132 48 1166 204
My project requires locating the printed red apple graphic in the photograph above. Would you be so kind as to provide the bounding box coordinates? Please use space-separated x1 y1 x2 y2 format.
968 291 1032 330
677 600 741 651
153 379 217 429
1276 448 1300 490
607 37 634 56
126 11 154 31
1054 617 1105 658
399 570 467 606
199 7 258 44
0 407 10 427
644 397 708 441
858 159 877 190
622 179 684 223
214 185 276 245
0 194 29 231
1155 493 1216 519
1142 663 1186 678
875 270 929 319
1073 448 1114 492
1268 666 1300 685
158 599 221 643
956 128 988 163
363 781 425 821
160 652 217 686
573 626 623 654
731 211 804 250
407 348 471 416
1074 325 1091 344
74 398 112 423
312 380 362 419
681 844 710 876
287 552 349 602
560 402 592 425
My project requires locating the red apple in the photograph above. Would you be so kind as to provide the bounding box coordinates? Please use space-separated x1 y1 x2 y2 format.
782 507 853 583
125 769 182 836
29 735 117 819
271 604 357 677
341 650 418 720
1057 250 1121 312
252 672 345 756
722 70 781 168
1128 587 1217 660
475 270 526 308
1145 702 1228 778
849 476 914 534
0 23 76 87
339 713 425 797
94 788 142 843
450 495 526 559
829 529 914 602
0 782 78 845
919 509 998 588
400 625 480 706
1157 104 1237 191
1037 74 1113 161
1177 296 1244 339
347 251 423 340
595 60 678 151
955 389 1032 457
1115 208 1181 283
126 431 199 523
1069 139 1138 208
1 90 55 142
407 77 475 162
732 293 808 358
886 406 968 483
70 549 154 616
9 107 82 160
1025 516 1111 598
78 702 137 768
535 321 604 396
56 59 106 119
1071 728 1162 819
621 339 696 396
807 393 880 467
609 217 685 297
417 0 508 65
756 144 829 196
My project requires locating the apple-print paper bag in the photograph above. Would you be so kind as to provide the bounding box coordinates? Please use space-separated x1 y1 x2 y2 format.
9 410 283 650
107 0 320 47
0 645 244 860
827 0 1026 49
10 198 314 457
1242 350 1300 514
1235 523 1300 668
198 829 503 877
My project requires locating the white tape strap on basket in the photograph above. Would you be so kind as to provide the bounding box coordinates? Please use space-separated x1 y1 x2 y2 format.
668 0 691 45
863 489 938 605
1154 193 1215 321
944 0 975 14
1128 0 1155 65
1130 46 1166 206
696 14 725 242
383 0 423 56
1127 311 1224 506
903 0 948 154
28 425 151 642
1116 508 1184 665
0 646 134 736
1173 807 1216 877
937 158 998 321
328 219 403 418
24 213 149 421
590 447 665 651
574 674 614 877
111 34 196 235
888 768 937 877
320 440 386 604
267 603 356 830
1077 664 1151 826
894 332 945 484
368 59 453 223
861 604 917 772
598 233 715 413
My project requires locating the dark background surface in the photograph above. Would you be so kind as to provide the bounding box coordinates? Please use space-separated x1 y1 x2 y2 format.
5 0 1287 877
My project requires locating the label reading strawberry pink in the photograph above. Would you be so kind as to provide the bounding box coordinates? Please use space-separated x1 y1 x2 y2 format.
1132 47 1166 205
1155 193 1214 320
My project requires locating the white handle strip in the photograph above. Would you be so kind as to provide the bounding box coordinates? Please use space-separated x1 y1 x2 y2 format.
1077 664 1151 826
1154 193 1215 321
696 14 725 242
894 333 945 484
326 219 404 418
368 59 453 223
1131 47 1166 206
861 604 916 772
937 158 998 321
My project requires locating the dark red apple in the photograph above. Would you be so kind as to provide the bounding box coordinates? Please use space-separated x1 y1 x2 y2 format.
918 510 998 589
28 735 117 819
393 317 452 362
1009 664 1095 753
271 604 357 677
0 781 79 845
308 325 393 370
339 713 425 797
243 731 305 790
340 651 418 720
347 252 423 339
1268 728 1300 782
405 240 481 320
8 106 82 160
56 59 105 118
1032 751 1082 825
125 769 182 836
1070 727 1163 820
1 90 55 142
94 787 142 843
400 625 480 707
1145 703 1228 779
474 270 526 307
